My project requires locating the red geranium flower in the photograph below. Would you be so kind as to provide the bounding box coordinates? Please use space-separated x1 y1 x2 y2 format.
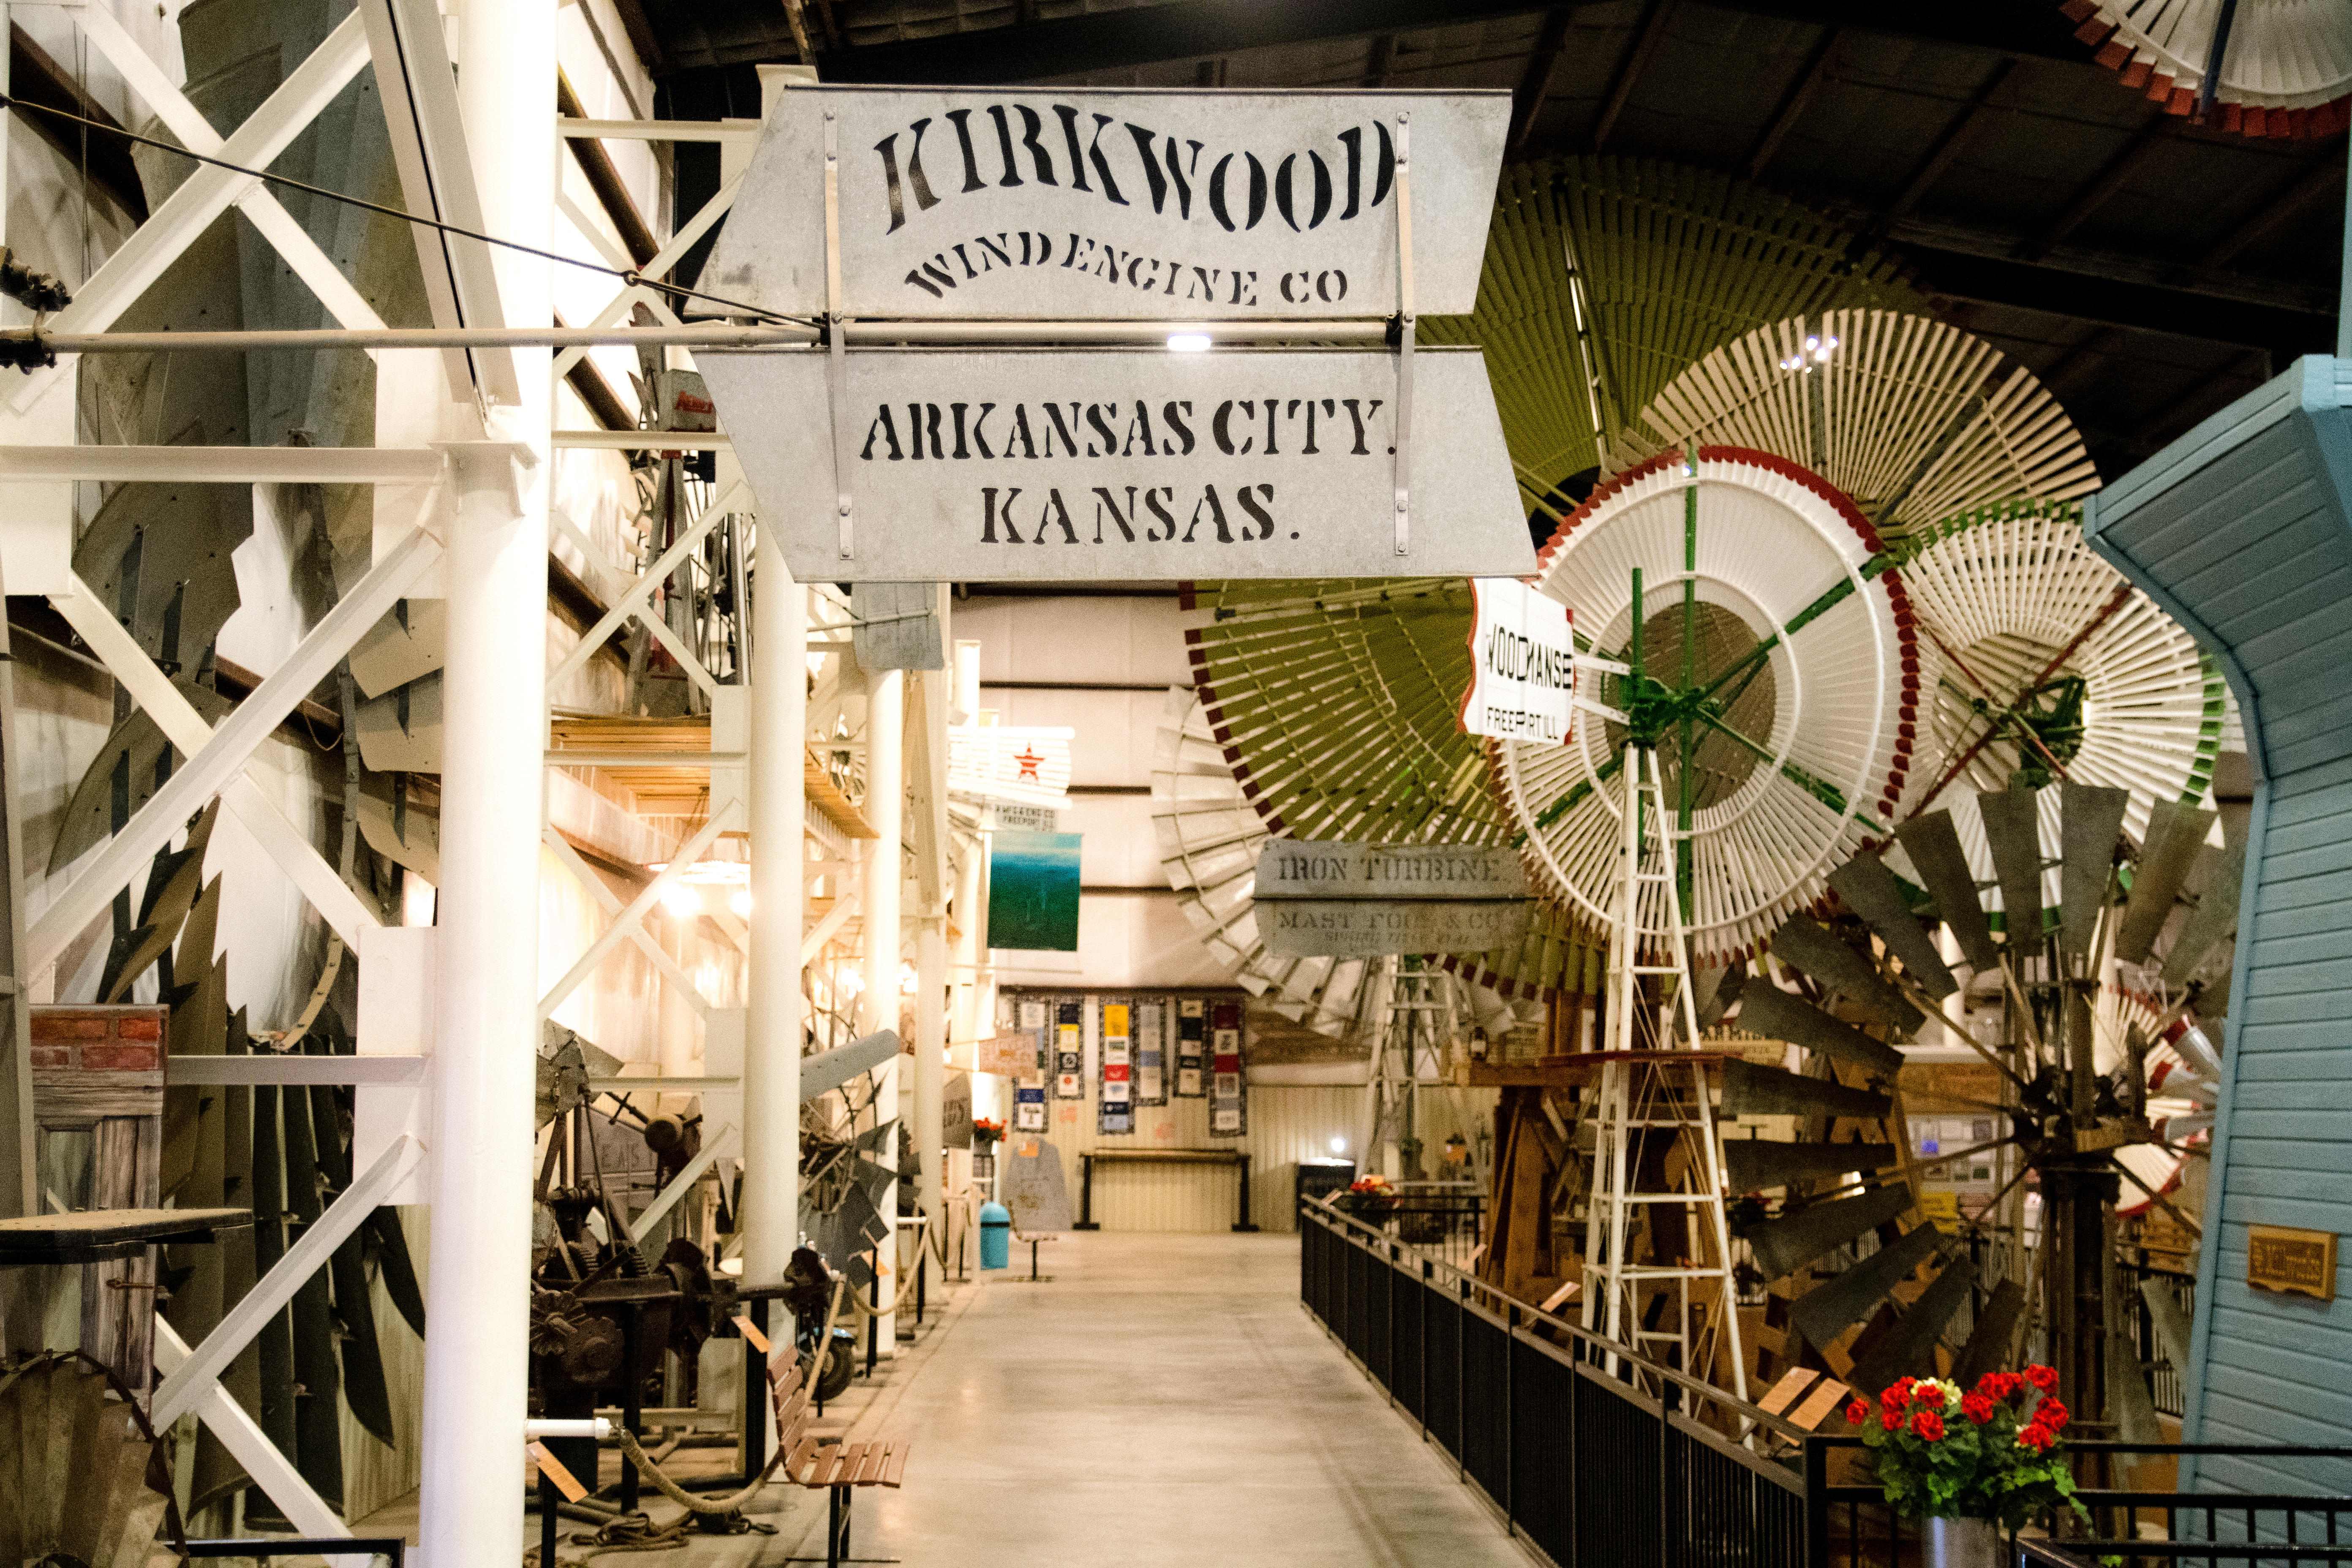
2025 1364 2059 1393
1881 1410 1903 1432
1975 1370 2021 1402
2035 1397 2069 1432
2016 1421 2053 1454
1962 1393 1995 1425
1846 1399 1871 1426
1911 1410 1945 1441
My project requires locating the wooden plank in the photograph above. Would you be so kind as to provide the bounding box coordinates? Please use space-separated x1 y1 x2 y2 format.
881 1440 911 1487
786 1433 824 1483
855 1442 889 1485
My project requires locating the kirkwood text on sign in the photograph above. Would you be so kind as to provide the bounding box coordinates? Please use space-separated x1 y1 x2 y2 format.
697 347 1534 581
699 86 1507 320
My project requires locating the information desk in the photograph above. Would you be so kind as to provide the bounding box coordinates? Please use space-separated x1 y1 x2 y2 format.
1072 1148 1260 1233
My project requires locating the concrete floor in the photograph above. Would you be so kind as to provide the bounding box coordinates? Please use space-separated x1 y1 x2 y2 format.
752 1230 1537 1568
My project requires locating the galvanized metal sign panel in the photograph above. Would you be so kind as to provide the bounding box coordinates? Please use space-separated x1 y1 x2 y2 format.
702 86 1508 321
1461 576 1575 744
1254 841 1529 901
1257 898 1530 959
699 346 1535 581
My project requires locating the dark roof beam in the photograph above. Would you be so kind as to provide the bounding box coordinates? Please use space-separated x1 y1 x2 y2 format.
557 68 659 269
1745 25 1840 181
2022 111 2178 261
1364 33 1399 87
1862 57 2017 242
2193 156 2345 273
1905 244 2333 353
1510 8 1576 153
1590 0 1676 154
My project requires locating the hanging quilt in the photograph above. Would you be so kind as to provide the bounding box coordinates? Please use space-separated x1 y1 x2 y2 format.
1053 999 1085 1099
1098 1000 1135 1135
1208 999 1247 1137
1176 998 1207 1097
1135 1000 1167 1106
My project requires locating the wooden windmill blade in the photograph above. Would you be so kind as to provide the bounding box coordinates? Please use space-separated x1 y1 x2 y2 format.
1632 312 2098 537
2062 0 2352 137
1895 504 2227 850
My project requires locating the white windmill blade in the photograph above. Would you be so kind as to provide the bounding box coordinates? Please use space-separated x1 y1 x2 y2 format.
1625 310 2098 536
2064 0 2352 132
1494 447 1922 964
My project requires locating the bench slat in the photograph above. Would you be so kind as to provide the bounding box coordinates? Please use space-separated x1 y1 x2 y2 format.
786 1434 825 1484
855 1443 890 1485
878 1440 911 1487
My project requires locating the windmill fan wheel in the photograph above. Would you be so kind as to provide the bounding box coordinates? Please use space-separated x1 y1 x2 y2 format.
1494 446 1921 965
0 1351 179 1565
1726 778 2233 1415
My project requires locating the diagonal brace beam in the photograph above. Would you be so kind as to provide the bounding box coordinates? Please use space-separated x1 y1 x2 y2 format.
539 802 738 1021
546 479 741 694
152 1132 423 1426
51 580 380 947
30 526 443 974
543 828 710 1019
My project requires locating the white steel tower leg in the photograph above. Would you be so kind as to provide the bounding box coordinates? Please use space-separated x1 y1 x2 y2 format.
417 10 552 1563
861 669 903 1348
744 559 806 1289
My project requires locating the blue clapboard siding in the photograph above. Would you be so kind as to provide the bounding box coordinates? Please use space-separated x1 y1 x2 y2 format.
2086 355 2352 1496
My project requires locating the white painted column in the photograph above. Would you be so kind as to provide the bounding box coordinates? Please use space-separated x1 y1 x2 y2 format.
912 669 948 1250
417 4 551 1563
860 669 903 1347
743 560 805 1289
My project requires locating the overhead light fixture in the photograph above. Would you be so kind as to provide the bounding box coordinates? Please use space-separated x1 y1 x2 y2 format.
1166 332 1211 352
659 883 703 919
729 890 754 919
1328 1135 1347 1154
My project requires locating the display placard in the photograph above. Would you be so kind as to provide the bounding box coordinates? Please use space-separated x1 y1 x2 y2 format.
1252 838 1530 959
698 346 1533 582
1460 576 1574 744
701 86 1508 321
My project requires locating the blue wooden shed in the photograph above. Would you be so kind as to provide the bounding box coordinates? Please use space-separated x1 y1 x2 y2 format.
2084 354 2352 1494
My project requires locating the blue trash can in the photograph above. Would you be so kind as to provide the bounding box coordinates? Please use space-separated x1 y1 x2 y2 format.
979 1201 1011 1270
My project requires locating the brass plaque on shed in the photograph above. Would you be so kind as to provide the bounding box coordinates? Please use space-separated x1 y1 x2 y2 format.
2247 1225 2337 1301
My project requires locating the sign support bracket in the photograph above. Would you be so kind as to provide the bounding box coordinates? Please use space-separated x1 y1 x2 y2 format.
825 109 854 560
1393 112 1416 558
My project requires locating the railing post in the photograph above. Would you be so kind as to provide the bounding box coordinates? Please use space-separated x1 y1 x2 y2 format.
1420 1257 1432 1443
1504 1304 1517 1538
1564 1342 1579 1568
1659 1377 1678 1568
1803 1436 1830 1568
1457 1277 1468 1483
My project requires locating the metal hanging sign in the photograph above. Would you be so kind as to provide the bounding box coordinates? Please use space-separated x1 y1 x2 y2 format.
1460 577 1576 744
702 86 1508 321
1253 839 1530 959
698 346 1532 580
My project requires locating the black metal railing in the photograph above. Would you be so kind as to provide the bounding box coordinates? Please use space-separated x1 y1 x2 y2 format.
1300 1203 2352 1568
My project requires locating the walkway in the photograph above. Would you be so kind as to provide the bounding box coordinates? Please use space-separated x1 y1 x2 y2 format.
760 1230 1534 1568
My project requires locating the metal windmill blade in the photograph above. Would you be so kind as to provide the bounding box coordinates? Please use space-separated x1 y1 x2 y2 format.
1421 156 1924 526
1492 449 1923 964
49 680 233 873
72 462 252 675
1895 502 2229 852
2061 0 2352 139
1724 919 2012 1396
0 1353 177 1567
1626 311 2099 539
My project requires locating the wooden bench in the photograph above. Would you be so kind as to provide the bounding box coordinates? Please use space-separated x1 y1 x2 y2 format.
767 1354 911 1566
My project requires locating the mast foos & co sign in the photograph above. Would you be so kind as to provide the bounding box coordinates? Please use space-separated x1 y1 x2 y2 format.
698 347 1535 581
701 86 1507 319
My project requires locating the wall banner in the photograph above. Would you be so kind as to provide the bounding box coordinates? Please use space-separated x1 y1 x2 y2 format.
1053 998 1085 1099
1176 998 1206 1097
1208 999 1247 1138
1098 1000 1135 1135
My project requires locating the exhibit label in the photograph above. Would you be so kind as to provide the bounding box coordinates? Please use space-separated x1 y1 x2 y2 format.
699 346 1535 581
1461 576 1575 744
1257 898 1530 960
701 86 1508 320
1254 840 1529 901
2248 1224 2337 1301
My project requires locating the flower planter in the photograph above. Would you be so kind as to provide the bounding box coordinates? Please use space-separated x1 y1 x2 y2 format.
1923 1515 2002 1568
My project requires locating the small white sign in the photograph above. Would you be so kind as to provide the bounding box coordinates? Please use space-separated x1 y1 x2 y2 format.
1459 577 1574 745
950 723 1073 808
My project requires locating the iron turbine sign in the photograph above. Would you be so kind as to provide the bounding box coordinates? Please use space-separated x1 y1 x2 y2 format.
696 84 1533 583
1253 839 1531 960
702 86 1507 319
